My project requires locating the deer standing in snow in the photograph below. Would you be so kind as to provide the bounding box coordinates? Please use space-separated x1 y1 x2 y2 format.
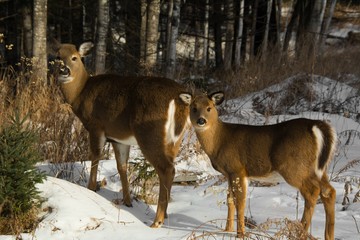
189 91 336 240
51 40 193 228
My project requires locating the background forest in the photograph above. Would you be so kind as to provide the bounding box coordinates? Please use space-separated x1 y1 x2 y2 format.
1 0 359 86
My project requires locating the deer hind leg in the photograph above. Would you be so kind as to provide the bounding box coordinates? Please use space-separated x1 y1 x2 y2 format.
230 174 247 238
320 173 336 240
112 143 132 207
140 143 176 228
149 160 175 228
88 133 106 191
299 177 321 233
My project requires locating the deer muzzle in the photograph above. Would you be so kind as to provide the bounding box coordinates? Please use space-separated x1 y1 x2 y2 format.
196 117 207 126
59 65 71 77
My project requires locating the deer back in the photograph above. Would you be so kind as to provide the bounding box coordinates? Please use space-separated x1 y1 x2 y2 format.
190 92 337 181
54 42 191 146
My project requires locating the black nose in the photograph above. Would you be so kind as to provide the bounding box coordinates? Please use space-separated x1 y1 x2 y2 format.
197 117 207 126
60 66 70 76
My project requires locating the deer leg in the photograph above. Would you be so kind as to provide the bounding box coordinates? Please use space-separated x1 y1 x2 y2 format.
320 174 336 240
88 133 106 191
150 161 175 228
225 178 235 232
112 143 132 207
232 175 247 238
299 178 321 233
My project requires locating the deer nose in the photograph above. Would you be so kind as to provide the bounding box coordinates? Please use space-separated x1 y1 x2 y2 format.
197 117 207 126
60 66 70 76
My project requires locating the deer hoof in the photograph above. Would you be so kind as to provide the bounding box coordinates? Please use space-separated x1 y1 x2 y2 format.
87 183 98 192
224 226 234 232
236 231 249 239
150 221 163 228
123 201 133 208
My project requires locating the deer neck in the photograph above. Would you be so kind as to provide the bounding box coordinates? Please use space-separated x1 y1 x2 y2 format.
195 119 224 158
60 69 89 106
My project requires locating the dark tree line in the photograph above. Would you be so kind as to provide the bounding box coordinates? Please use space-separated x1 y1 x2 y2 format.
0 0 342 82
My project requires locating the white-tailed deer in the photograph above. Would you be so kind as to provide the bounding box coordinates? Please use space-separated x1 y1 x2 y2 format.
189 92 336 240
51 41 193 228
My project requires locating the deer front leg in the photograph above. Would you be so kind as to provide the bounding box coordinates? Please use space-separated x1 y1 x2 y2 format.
88 133 106 191
112 143 132 207
225 178 235 232
233 175 248 238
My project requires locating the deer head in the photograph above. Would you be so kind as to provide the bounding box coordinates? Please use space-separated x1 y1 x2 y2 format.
190 91 224 131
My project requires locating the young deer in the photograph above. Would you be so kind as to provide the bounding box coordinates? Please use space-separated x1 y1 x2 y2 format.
189 92 336 240
52 41 193 228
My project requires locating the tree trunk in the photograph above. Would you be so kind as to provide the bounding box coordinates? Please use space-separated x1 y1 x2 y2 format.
166 0 180 78
306 0 326 54
270 0 281 48
241 0 251 62
261 0 273 54
249 0 258 58
21 3 32 57
95 0 109 74
33 0 48 84
165 0 174 70
203 0 209 67
224 0 234 70
83 0 96 41
234 0 244 70
125 0 141 74
253 0 267 56
319 0 337 53
70 0 84 47
140 0 148 62
145 0 160 69
3 0 21 66
194 1 204 70
283 0 301 52
213 0 223 68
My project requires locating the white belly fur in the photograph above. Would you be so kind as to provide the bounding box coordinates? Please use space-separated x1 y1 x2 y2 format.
107 135 138 146
249 171 285 183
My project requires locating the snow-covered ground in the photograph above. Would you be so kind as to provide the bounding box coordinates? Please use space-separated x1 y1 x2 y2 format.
1 75 360 240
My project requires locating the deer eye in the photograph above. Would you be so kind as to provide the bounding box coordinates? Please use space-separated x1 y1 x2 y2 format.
207 107 211 112
192 108 197 113
71 56 77 61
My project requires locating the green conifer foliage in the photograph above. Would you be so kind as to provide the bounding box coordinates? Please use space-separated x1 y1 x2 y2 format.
0 113 46 219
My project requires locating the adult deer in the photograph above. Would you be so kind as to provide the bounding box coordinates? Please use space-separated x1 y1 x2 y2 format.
189 92 336 240
51 41 193 228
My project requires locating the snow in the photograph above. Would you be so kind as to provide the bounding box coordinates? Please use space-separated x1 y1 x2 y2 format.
2 75 360 240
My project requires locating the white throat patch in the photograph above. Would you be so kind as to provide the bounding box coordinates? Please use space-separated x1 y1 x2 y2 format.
58 75 74 84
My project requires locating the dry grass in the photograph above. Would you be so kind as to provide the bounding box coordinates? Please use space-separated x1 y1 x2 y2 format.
0 59 90 182
203 43 360 99
0 206 40 236
186 217 315 240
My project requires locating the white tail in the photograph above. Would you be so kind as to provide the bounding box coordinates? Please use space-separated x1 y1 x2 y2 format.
51 41 193 228
189 92 336 240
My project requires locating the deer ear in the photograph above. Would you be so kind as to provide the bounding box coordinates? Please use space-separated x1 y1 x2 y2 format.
209 91 224 105
179 93 192 105
78 42 94 57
